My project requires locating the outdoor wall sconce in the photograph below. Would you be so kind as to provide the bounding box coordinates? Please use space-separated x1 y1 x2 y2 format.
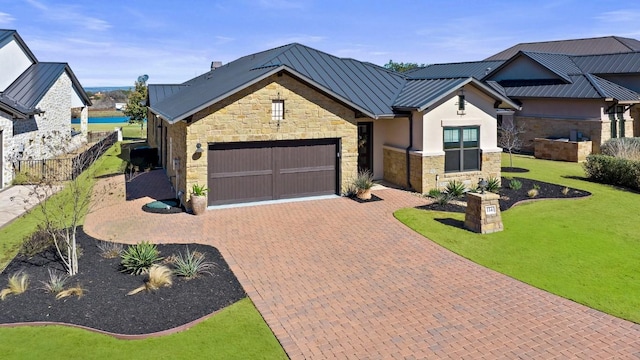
195 143 204 153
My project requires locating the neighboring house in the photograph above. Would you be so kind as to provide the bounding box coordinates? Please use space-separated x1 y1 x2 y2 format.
0 29 91 188
410 36 640 153
147 43 518 207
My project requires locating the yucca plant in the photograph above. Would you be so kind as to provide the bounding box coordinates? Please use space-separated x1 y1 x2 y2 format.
40 268 68 294
509 178 522 190
127 264 173 295
427 188 442 198
352 170 374 191
1 271 29 300
97 241 124 259
121 241 163 275
445 180 466 197
173 248 216 279
485 176 501 193
56 284 85 299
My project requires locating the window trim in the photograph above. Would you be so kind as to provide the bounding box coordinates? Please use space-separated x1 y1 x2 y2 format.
443 126 480 173
271 100 285 121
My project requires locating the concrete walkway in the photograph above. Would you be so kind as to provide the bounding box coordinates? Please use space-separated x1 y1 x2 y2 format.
84 170 640 359
0 185 50 229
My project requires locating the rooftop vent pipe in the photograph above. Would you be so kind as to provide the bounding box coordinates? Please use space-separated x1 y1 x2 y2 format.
211 61 223 70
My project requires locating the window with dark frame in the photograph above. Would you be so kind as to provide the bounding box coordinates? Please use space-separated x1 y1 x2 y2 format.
272 100 284 121
444 126 480 173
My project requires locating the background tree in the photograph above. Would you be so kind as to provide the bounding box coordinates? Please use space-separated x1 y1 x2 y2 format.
383 60 425 73
123 75 148 132
498 121 525 169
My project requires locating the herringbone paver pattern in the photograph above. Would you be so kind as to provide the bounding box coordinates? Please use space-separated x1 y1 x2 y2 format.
85 170 640 359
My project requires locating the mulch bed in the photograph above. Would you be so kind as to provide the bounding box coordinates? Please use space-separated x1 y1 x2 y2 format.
420 176 591 213
0 229 245 335
349 194 384 203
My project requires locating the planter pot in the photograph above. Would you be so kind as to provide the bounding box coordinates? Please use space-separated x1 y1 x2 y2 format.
356 188 372 200
191 195 207 215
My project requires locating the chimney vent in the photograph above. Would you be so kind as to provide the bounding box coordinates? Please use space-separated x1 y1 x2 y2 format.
211 61 223 70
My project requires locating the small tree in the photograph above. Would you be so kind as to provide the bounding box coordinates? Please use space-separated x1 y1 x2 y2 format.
383 60 424 73
498 121 525 169
123 75 148 134
13 135 117 275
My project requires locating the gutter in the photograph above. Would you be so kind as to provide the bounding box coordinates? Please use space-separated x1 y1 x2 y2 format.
405 113 414 191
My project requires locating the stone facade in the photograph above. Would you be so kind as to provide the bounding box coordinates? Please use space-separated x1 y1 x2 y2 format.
534 138 592 162
167 73 359 202
383 146 502 193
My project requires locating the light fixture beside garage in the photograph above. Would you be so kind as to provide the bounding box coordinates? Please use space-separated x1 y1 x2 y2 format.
195 143 204 153
457 88 466 115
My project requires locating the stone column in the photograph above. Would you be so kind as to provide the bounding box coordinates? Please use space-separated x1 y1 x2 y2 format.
464 192 503 234
80 106 89 137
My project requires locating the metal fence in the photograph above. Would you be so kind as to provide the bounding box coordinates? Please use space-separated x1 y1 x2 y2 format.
16 131 118 182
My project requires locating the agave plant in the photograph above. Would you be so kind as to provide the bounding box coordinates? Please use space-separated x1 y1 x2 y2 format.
121 241 163 275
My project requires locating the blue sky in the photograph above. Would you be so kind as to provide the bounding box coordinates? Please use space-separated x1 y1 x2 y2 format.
1 0 640 87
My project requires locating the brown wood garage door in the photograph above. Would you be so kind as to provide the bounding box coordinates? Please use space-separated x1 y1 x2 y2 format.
208 139 339 205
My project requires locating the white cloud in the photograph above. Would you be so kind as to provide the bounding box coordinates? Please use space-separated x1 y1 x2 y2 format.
257 0 307 9
595 10 640 23
0 12 15 25
25 0 111 32
215 36 235 45
263 34 325 48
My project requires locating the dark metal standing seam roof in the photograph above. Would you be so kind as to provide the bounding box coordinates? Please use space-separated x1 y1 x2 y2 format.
585 74 640 102
571 52 640 74
150 43 407 122
393 78 469 110
407 61 505 80
502 74 640 100
485 36 640 60
147 84 188 106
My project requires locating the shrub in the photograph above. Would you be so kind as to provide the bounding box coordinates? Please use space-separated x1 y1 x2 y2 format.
562 187 570 196
353 170 374 191
600 137 640 161
127 264 173 295
97 241 124 259
485 177 501 193
191 184 209 196
342 183 358 198
445 180 466 197
40 269 68 294
527 188 539 198
427 188 442 198
56 284 85 299
435 192 453 206
509 178 522 191
583 154 640 191
1 271 29 300
20 226 56 257
173 248 216 279
121 241 163 275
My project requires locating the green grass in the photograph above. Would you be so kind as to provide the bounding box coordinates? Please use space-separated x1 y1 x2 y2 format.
0 298 287 360
0 143 286 359
395 154 640 323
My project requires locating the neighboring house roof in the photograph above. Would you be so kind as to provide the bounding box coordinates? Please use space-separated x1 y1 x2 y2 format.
0 62 92 117
500 74 640 102
150 44 518 123
406 60 505 80
150 43 408 122
486 36 640 60
571 52 640 74
394 77 520 111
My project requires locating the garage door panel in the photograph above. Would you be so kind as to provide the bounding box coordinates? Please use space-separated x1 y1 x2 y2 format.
209 139 338 205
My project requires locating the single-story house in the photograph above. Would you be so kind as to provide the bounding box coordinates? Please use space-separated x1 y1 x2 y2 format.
147 43 519 207
0 29 91 188
409 36 640 153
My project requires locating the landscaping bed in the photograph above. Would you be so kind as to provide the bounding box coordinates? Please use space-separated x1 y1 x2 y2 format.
420 176 590 213
0 229 246 335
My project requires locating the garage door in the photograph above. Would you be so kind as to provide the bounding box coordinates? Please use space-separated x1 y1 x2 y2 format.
208 139 339 205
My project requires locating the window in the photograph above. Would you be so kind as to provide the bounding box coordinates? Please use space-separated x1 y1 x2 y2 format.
444 127 480 173
272 100 284 121
458 95 465 111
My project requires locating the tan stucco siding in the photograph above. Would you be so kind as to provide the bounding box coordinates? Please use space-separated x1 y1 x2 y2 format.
182 73 358 200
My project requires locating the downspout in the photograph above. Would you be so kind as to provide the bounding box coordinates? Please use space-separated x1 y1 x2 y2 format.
405 113 414 191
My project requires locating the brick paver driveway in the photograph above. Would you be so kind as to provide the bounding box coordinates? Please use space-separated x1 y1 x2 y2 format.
85 171 640 359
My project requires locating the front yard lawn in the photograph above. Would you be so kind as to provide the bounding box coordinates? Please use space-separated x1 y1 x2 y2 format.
395 154 640 323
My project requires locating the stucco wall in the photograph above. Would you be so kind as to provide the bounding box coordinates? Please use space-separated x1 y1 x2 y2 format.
177 73 358 201
0 37 33 91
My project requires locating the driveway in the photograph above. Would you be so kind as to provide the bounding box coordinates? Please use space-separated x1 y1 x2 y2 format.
85 170 640 359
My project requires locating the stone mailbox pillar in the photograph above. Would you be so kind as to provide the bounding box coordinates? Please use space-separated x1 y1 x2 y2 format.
464 192 503 234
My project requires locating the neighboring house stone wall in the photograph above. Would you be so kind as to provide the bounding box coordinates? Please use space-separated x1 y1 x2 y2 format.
181 73 358 201
515 116 605 154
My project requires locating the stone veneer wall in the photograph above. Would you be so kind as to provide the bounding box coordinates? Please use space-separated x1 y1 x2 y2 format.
0 72 84 188
516 116 605 154
534 138 592 162
177 73 358 201
383 146 502 193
